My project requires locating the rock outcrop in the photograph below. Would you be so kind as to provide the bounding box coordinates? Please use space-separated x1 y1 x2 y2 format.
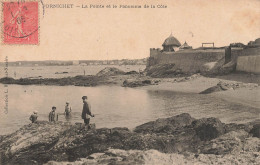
0 114 259 165
0 76 106 86
122 79 154 87
146 64 187 78
250 124 260 138
96 67 125 77
200 81 258 94
134 113 194 134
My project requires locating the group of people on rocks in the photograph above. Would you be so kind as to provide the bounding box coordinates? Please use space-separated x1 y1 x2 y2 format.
29 96 95 128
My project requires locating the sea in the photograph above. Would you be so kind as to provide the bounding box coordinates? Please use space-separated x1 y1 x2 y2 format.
0 65 259 135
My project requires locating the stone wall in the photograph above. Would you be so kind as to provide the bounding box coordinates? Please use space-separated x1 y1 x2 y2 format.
236 55 260 74
231 47 260 59
148 49 225 73
148 47 260 74
231 47 260 74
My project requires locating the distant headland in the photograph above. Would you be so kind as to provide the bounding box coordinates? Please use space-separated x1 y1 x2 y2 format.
0 58 147 67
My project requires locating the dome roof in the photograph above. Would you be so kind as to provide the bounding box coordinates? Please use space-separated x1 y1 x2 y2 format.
180 41 192 49
162 34 181 47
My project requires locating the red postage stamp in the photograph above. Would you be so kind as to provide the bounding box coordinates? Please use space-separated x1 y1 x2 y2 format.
2 1 39 45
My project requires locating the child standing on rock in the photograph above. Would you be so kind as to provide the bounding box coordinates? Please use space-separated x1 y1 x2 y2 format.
29 111 38 123
81 96 94 129
49 106 58 122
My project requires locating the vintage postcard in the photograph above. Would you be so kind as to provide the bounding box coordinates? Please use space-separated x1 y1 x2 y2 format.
0 0 259 164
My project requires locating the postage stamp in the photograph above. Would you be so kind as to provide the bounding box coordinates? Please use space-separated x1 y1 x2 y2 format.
2 1 39 45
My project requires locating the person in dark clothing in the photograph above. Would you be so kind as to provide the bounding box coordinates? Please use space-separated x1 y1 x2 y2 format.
29 111 38 123
81 96 94 128
49 106 58 122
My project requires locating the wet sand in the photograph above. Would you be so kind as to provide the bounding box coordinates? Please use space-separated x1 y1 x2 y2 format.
140 75 260 109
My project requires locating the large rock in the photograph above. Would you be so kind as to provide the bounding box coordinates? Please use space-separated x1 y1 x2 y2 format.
122 79 152 87
47 143 260 165
192 117 226 141
199 82 230 94
45 147 260 165
134 113 195 134
0 121 69 164
250 124 260 138
199 130 249 154
0 113 259 165
96 67 125 77
146 64 188 78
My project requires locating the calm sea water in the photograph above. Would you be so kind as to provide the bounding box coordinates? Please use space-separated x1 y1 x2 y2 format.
0 84 259 135
0 65 146 79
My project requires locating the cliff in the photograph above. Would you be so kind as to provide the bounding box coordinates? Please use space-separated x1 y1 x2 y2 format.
0 113 259 165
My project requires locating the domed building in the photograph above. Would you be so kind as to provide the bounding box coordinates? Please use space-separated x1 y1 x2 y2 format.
162 33 181 52
179 41 192 50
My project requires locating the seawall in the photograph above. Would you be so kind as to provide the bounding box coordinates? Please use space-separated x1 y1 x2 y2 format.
148 47 260 74
148 48 225 73
232 47 260 74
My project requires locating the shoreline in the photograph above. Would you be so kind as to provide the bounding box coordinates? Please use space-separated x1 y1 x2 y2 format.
1 72 259 109
139 76 260 109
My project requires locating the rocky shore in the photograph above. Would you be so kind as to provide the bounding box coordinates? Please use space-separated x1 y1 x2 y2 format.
0 67 149 87
0 113 259 165
0 67 258 91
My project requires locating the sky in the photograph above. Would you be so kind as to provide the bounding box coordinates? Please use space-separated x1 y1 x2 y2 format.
0 0 259 61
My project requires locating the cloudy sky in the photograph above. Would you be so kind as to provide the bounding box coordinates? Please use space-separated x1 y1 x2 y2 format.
0 0 259 61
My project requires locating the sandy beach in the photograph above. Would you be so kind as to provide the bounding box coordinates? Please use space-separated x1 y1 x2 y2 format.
140 75 260 109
